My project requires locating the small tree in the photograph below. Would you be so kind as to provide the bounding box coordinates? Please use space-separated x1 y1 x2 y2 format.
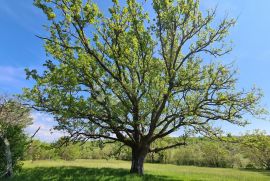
26 140 58 161
24 0 263 175
200 141 230 168
242 130 270 169
0 96 32 178
53 137 80 160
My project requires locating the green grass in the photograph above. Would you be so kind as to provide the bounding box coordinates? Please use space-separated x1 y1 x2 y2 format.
7 159 270 181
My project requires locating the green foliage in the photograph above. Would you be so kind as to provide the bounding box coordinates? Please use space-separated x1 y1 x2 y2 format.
23 135 270 170
24 140 58 161
241 130 270 169
0 126 28 175
0 96 32 177
200 141 231 167
145 138 246 168
24 0 264 156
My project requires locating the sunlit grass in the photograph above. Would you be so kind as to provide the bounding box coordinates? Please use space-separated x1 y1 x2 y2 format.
8 159 270 181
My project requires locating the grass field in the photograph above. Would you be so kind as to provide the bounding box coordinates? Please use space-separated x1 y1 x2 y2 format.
7 159 270 181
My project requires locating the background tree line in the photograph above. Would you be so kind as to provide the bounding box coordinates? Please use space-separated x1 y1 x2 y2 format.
24 130 270 170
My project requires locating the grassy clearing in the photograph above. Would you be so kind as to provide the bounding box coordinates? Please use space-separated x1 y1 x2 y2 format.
7 159 270 181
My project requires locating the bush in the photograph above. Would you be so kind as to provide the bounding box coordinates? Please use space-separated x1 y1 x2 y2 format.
0 126 28 176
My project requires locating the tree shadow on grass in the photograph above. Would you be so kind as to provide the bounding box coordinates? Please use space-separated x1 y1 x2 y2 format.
238 168 270 177
9 167 180 181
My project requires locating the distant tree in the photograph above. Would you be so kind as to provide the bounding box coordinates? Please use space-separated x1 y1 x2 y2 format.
53 137 80 160
0 96 32 178
200 141 230 167
241 130 270 169
26 140 58 161
24 0 264 175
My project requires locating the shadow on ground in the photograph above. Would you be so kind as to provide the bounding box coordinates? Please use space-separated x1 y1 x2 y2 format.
239 168 270 177
9 167 179 181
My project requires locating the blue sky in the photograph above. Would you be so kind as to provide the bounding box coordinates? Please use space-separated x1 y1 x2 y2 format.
1 0 270 141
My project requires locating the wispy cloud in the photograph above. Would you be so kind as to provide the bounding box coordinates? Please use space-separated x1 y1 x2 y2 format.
0 66 27 90
26 112 65 142
0 66 44 93
0 1 45 34
0 67 61 141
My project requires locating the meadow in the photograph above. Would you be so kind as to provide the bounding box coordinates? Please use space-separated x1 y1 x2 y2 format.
8 159 270 181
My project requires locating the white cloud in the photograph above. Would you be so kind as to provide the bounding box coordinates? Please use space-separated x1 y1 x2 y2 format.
25 112 65 142
0 66 33 94
0 66 27 90
0 66 24 81
0 66 43 93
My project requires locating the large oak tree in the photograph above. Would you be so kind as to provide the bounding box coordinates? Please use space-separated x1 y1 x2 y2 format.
24 0 263 175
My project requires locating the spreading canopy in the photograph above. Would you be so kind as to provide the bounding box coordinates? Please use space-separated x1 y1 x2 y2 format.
24 0 263 157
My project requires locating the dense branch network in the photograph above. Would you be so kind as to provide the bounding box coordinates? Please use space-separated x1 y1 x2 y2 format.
24 0 263 154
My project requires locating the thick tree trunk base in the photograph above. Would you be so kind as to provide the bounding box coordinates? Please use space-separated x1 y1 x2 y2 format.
130 146 148 175
130 160 144 175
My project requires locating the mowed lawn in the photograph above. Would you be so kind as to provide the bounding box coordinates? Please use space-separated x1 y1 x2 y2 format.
8 159 270 181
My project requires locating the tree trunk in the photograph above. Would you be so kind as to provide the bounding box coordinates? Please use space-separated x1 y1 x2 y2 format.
265 160 270 170
130 146 149 175
3 137 13 178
